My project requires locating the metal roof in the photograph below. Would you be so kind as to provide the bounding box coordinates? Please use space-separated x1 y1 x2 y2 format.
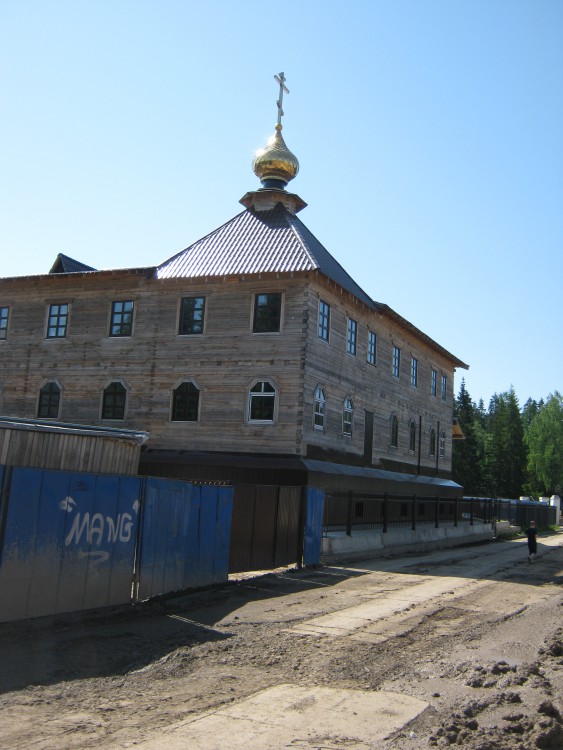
156 203 374 307
49 253 96 274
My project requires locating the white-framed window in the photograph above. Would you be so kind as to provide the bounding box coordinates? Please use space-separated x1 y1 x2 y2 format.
347 318 357 356
439 430 446 457
392 346 401 378
314 385 326 430
248 380 276 422
411 357 418 387
318 300 330 342
431 369 437 397
367 331 377 365
441 375 447 401
343 397 354 436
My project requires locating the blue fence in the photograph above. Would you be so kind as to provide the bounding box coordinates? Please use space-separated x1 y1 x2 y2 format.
0 466 324 623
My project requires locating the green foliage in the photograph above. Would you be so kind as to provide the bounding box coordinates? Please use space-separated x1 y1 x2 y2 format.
524 392 563 495
452 379 484 494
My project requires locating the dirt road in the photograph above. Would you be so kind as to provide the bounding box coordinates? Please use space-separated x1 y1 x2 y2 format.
1 533 562 749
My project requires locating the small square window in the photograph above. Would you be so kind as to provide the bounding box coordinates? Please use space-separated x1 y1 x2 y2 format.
253 293 282 333
318 300 330 342
347 319 357 356
179 297 205 335
110 301 134 337
0 307 9 340
46 303 69 338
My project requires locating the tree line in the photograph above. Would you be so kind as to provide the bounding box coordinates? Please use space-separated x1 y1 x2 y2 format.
452 381 563 499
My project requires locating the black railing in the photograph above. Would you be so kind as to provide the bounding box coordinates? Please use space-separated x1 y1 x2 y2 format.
323 492 556 535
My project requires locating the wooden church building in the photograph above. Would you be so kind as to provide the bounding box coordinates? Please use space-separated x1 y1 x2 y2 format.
0 75 468 495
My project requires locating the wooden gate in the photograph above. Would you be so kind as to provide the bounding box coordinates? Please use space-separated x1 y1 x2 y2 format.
229 485 305 573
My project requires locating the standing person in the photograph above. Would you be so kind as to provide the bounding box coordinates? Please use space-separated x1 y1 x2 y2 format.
526 520 538 563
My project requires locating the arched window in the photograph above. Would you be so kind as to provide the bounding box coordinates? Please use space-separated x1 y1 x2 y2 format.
314 386 326 430
439 430 446 458
248 381 276 422
409 420 416 452
38 382 61 419
390 415 399 448
102 382 127 420
172 381 200 421
343 397 353 436
429 428 436 457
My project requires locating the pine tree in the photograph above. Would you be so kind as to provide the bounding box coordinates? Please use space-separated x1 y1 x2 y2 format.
452 379 483 494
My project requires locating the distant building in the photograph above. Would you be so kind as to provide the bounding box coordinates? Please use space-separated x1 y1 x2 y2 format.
0 76 468 494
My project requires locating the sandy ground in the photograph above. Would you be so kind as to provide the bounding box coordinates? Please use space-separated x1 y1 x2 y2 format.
1 533 562 749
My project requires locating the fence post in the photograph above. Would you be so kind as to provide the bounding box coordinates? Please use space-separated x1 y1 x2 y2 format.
454 496 458 527
411 494 417 531
383 493 388 533
346 491 353 537
434 495 439 529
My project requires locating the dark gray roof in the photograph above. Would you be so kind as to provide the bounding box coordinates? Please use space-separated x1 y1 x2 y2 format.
50 253 96 274
156 203 374 307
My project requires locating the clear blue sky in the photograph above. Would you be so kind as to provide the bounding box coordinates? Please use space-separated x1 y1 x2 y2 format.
1 1 562 408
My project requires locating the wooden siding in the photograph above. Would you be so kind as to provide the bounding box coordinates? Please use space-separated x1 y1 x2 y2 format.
0 268 461 475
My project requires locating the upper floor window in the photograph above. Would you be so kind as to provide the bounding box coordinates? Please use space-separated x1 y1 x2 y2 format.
46 303 69 338
179 296 205 335
37 381 61 419
171 381 200 421
367 331 377 365
409 419 416 452
441 375 447 401
253 293 282 333
439 430 446 458
411 357 418 387
430 428 436 456
390 415 399 448
346 318 357 356
110 301 134 337
392 346 401 378
343 397 354 436
248 380 276 422
314 385 326 430
102 382 127 420
318 300 330 342
0 307 9 340
431 369 437 397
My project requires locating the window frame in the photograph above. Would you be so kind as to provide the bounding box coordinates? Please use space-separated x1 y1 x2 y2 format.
392 346 401 378
109 300 134 338
37 381 61 419
0 306 9 340
318 299 330 342
390 414 399 448
439 430 446 458
410 357 418 387
252 292 282 334
367 330 377 365
431 369 437 397
313 385 326 431
171 380 200 422
178 296 206 336
346 318 357 356
248 380 276 423
101 381 127 420
441 374 447 401
46 303 69 339
343 396 354 436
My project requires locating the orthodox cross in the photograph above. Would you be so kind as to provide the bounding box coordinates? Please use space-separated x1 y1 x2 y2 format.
274 71 289 128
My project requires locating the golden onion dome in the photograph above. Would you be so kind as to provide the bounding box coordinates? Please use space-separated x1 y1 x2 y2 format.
252 124 299 188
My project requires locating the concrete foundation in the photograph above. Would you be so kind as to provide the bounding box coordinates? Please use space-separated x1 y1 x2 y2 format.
321 522 494 563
